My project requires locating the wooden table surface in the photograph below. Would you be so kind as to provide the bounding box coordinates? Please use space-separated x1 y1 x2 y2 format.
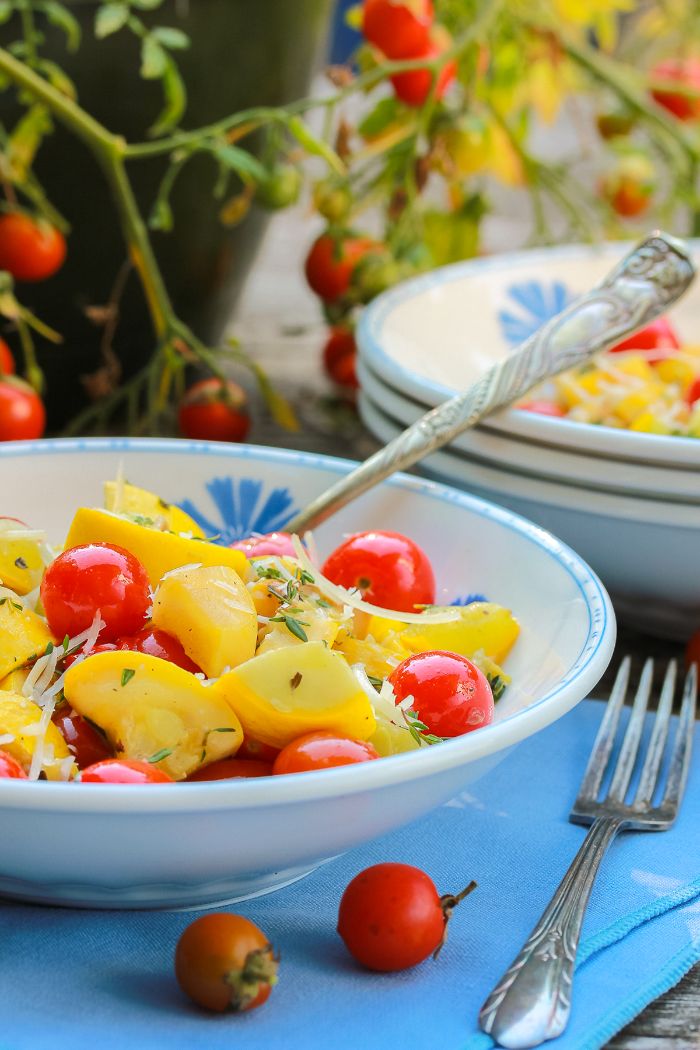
230 208 700 1049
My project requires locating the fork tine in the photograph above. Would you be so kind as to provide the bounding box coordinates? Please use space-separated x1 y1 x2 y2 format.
575 656 631 805
607 658 654 803
660 663 697 815
633 661 676 807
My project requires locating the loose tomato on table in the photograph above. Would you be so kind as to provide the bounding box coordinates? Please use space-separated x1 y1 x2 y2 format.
304 233 380 303
187 758 273 781
651 58 700 121
0 378 45 441
272 731 379 775
40 542 151 642
178 378 250 443
51 706 113 769
79 759 174 784
322 529 435 612
362 0 433 58
0 213 66 282
175 913 278 1012
0 750 28 778
389 650 494 737
337 862 476 971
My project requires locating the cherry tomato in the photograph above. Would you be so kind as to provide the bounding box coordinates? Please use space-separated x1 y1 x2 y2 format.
237 737 281 763
0 750 28 778
255 164 302 210
322 530 435 613
273 732 379 775
187 758 273 781
391 29 457 107
304 233 379 303
609 317 680 356
178 378 250 443
518 399 565 417
230 531 298 558
362 0 433 59
63 641 118 669
651 58 700 121
0 338 15 375
40 542 151 642
79 759 174 784
51 706 113 769
389 650 494 737
337 862 476 971
323 326 359 388
596 110 635 140
685 628 700 669
686 377 700 406
600 155 655 218
0 378 45 441
0 213 66 282
117 626 201 673
175 913 278 1012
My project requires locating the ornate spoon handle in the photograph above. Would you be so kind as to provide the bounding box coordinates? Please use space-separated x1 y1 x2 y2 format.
478 817 623 1049
286 231 694 534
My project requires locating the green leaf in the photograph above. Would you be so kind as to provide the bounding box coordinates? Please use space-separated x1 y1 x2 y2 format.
151 25 189 50
148 56 186 135
287 115 345 175
149 195 173 232
147 747 172 763
37 59 77 99
141 34 167 78
121 668 136 687
41 1 81 50
94 2 129 38
0 1 14 25
7 104 53 182
281 616 308 643
129 0 165 9
358 97 400 140
215 145 267 184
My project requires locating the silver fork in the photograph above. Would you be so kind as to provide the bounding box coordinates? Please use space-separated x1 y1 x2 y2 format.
478 657 698 1049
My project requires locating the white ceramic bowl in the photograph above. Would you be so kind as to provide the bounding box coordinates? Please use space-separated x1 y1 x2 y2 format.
359 393 698 639
357 240 700 469
358 359 700 503
0 439 614 909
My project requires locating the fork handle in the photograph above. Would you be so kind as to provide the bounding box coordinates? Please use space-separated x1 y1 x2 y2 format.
478 816 624 1048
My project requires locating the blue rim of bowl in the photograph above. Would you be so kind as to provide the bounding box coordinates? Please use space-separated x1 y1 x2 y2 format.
356 239 700 465
0 437 615 808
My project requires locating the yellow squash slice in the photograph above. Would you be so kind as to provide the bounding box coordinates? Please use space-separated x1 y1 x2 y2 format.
0 593 54 680
0 692 76 780
103 481 205 538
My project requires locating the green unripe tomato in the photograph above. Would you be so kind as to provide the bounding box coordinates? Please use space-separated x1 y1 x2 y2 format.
256 165 302 210
352 251 401 302
313 180 353 223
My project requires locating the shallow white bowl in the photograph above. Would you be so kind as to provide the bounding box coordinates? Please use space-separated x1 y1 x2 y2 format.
358 358 700 503
357 240 700 469
0 439 614 909
359 393 698 640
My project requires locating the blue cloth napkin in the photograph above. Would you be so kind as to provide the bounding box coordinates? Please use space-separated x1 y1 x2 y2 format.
3 699 700 1050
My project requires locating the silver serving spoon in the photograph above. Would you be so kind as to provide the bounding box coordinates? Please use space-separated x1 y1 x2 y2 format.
286 231 694 535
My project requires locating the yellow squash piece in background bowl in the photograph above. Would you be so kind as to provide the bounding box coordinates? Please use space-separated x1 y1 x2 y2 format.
0 692 76 780
64 651 243 781
152 564 258 677
217 641 377 749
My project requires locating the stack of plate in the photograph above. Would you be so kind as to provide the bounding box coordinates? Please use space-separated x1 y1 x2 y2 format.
356 241 700 639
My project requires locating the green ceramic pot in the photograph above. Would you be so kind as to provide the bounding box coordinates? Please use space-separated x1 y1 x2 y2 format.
0 0 332 426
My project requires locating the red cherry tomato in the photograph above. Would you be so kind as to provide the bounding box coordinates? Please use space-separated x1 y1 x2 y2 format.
63 641 118 669
651 58 700 121
187 758 273 781
230 531 298 558
686 629 700 669
600 156 655 218
0 750 28 778
178 378 250 443
391 30 457 107
0 213 66 282
51 706 113 769
362 0 433 59
389 650 494 737
272 732 379 775
237 737 281 763
609 317 681 356
686 377 700 406
40 542 151 642
322 530 435 613
175 913 278 1012
323 326 359 388
337 862 475 971
79 758 174 784
0 378 45 441
117 627 201 673
304 233 379 302
0 338 15 375
518 399 565 417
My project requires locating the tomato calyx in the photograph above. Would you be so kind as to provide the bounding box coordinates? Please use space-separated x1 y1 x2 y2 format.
434 879 477 958
223 944 279 1012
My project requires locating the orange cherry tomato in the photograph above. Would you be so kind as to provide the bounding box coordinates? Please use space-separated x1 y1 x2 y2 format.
600 156 655 218
0 213 66 282
273 732 379 775
0 378 45 441
175 913 278 1012
362 0 433 59
178 378 250 443
651 58 700 121
187 758 273 781
79 759 175 784
304 233 379 303
0 750 28 778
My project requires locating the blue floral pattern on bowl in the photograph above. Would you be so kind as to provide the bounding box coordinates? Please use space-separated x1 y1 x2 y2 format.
178 476 299 545
498 280 574 347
